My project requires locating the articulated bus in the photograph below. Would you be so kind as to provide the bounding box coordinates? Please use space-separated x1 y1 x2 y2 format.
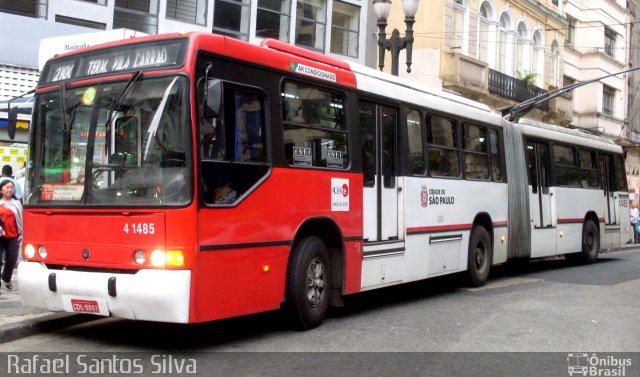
17 32 630 329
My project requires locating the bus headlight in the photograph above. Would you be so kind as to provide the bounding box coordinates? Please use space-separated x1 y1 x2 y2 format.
38 246 48 259
150 249 184 267
134 250 146 265
24 244 36 259
150 250 165 266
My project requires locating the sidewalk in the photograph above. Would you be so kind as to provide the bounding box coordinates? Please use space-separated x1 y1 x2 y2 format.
0 268 95 344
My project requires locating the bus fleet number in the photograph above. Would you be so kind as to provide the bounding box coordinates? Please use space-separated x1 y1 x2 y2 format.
124 223 155 235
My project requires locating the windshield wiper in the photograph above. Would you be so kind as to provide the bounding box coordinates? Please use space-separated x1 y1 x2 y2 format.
103 70 143 131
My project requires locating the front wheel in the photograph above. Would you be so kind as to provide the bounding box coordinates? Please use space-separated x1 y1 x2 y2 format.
467 225 492 287
286 236 331 330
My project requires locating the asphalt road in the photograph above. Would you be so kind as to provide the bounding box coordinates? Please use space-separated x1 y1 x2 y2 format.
1 248 639 376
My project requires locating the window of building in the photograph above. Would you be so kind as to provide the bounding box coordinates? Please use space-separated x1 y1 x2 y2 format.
256 0 291 40
166 0 207 25
282 81 347 168
0 0 47 18
295 0 327 51
515 22 528 78
532 30 543 87
566 15 576 46
550 40 559 86
462 123 489 180
213 0 251 40
498 13 511 74
55 14 106 30
79 0 106 4
330 1 359 57
478 2 491 64
604 27 616 58
563 76 575 99
452 0 467 52
553 144 579 187
114 0 158 34
578 149 598 188
603 85 615 116
427 115 460 178
407 109 425 175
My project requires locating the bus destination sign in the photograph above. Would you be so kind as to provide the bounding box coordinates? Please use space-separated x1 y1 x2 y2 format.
42 39 187 85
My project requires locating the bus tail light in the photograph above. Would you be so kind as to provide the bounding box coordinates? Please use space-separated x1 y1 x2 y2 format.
24 244 36 259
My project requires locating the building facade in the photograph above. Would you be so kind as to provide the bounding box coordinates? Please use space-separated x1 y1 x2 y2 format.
0 0 375 72
384 0 572 125
385 0 640 195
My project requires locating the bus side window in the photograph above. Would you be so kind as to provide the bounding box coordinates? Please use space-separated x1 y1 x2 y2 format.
199 83 268 205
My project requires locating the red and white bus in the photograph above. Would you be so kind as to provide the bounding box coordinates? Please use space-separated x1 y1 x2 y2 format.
17 32 630 329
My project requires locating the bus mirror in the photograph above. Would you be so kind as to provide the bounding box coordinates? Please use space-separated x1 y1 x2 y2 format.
204 79 222 118
7 107 18 140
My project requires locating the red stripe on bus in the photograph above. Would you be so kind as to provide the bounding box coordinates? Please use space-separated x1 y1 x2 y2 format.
407 223 473 234
557 218 584 224
493 221 508 227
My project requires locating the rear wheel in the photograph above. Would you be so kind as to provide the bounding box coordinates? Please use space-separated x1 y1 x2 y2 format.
580 219 600 264
286 236 331 330
467 225 492 286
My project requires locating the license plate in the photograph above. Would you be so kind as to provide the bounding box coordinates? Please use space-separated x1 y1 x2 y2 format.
71 299 100 313
63 296 109 316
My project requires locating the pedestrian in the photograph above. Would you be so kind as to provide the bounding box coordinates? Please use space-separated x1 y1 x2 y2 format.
0 165 23 204
0 179 23 291
631 202 640 244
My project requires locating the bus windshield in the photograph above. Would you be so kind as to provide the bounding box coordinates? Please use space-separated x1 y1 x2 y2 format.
27 75 192 206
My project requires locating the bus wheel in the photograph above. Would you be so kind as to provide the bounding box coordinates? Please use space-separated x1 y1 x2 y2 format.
580 219 600 264
286 236 331 330
467 225 492 287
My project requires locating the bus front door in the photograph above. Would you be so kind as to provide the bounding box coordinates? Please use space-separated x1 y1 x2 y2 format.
526 141 557 257
360 103 399 243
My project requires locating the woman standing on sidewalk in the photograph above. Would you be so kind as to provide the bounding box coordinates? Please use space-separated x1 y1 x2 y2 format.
0 179 22 290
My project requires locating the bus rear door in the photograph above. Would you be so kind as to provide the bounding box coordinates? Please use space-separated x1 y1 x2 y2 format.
526 140 557 257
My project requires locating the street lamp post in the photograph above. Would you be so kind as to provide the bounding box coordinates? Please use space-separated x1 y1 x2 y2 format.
373 0 420 76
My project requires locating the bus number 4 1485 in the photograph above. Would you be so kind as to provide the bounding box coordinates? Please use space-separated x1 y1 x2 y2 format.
124 223 155 235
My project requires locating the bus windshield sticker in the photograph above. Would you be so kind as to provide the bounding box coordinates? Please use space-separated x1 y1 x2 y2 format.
293 146 312 166
326 150 343 168
290 62 337 83
331 178 349 212
41 184 84 201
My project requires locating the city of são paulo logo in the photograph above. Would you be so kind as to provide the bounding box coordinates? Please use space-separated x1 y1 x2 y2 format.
567 353 632 376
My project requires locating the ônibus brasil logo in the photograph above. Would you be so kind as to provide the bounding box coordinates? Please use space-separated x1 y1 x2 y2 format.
567 353 632 376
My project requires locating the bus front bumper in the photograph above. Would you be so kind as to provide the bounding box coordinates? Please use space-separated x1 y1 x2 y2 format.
17 262 191 323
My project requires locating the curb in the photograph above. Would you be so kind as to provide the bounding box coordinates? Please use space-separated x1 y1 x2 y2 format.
0 312 98 344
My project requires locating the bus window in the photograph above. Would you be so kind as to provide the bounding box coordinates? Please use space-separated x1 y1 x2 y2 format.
199 84 269 205
489 129 503 182
578 149 598 188
282 81 348 169
553 144 579 187
360 105 376 187
28 76 192 206
462 123 489 180
406 109 425 175
427 115 460 178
